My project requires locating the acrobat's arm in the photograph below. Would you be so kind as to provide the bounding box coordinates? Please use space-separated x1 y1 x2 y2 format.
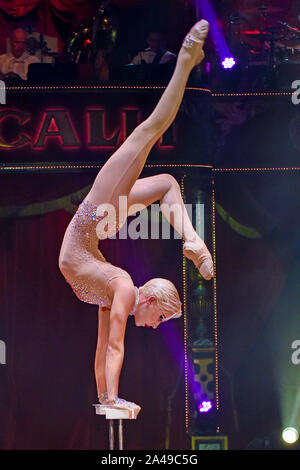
105 285 136 402
94 306 110 401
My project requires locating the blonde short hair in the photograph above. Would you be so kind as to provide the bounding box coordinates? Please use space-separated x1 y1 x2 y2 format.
139 278 182 321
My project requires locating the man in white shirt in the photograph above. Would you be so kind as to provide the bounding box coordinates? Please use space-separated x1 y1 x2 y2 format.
130 31 176 65
0 28 40 81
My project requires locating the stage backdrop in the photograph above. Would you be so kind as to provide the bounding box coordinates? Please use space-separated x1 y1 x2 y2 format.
214 168 300 449
0 164 215 450
1 87 300 449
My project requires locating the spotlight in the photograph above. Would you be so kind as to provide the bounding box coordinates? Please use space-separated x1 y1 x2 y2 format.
282 427 299 444
198 400 213 413
221 57 236 69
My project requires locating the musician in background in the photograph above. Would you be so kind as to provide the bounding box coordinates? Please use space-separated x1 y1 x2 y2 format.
129 30 176 65
0 28 40 81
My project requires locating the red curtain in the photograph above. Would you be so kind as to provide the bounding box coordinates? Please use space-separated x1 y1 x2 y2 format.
0 0 94 17
0 1 40 17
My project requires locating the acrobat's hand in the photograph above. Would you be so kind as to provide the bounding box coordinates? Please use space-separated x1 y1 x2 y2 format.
105 397 141 419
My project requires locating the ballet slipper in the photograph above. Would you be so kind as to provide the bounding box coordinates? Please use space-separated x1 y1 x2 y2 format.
100 398 141 419
185 19 209 45
182 19 209 67
183 239 214 280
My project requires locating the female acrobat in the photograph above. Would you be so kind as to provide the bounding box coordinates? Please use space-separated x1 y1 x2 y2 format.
59 19 213 418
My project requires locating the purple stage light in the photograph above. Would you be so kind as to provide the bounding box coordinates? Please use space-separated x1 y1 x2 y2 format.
198 400 213 413
196 0 235 70
222 57 236 69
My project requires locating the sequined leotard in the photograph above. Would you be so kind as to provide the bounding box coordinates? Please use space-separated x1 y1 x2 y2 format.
59 197 133 307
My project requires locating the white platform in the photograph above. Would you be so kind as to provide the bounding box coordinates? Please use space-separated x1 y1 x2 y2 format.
93 404 137 420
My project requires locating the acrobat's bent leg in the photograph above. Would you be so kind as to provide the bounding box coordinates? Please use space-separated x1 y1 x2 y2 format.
127 173 199 243
85 21 209 210
127 172 213 279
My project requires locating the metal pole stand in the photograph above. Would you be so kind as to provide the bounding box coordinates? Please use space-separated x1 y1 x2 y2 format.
93 404 139 450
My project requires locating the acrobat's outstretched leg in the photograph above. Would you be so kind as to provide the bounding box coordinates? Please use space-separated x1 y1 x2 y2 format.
85 20 209 211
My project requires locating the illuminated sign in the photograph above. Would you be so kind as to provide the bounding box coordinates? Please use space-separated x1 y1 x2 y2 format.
0 88 211 165
0 106 176 151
